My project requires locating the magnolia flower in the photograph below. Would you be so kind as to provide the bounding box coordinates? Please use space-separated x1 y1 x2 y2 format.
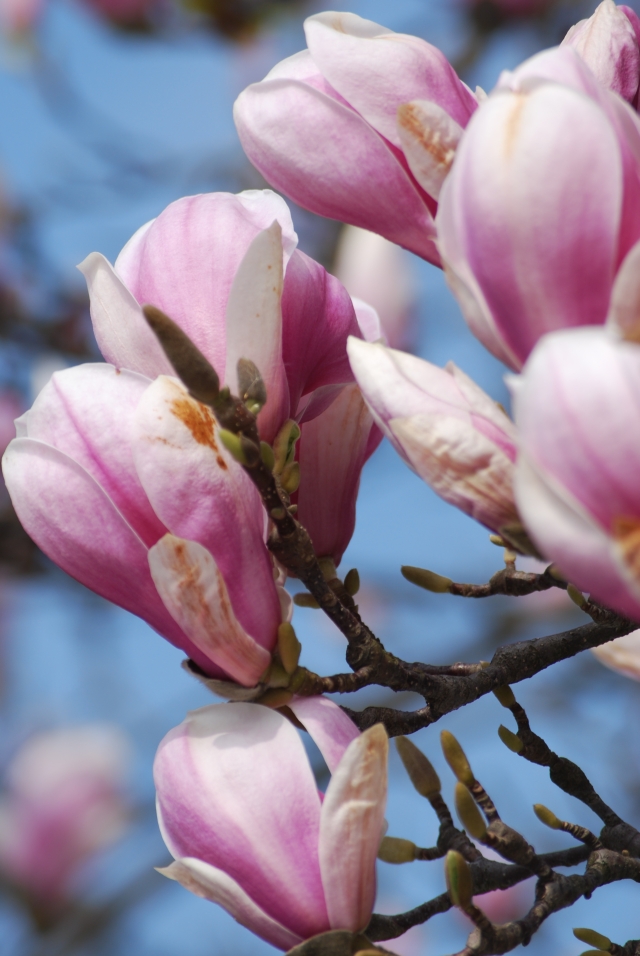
234 11 478 266
512 324 640 622
348 338 526 544
4 190 372 681
437 45 640 370
154 697 388 950
334 226 416 350
0 725 130 907
562 0 640 106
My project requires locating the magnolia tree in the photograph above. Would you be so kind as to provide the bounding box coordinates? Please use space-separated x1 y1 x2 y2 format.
4 1 640 954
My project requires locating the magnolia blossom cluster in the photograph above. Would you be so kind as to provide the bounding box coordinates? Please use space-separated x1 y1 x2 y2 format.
4 0 640 951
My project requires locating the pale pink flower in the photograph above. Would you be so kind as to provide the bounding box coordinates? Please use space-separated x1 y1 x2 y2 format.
334 226 416 350
3 190 368 681
512 324 640 622
348 338 521 539
0 0 42 36
154 697 388 950
437 46 640 370
0 725 130 906
234 11 478 266
562 0 640 106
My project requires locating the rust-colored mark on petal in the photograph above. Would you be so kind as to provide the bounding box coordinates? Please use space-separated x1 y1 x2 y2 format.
613 515 640 579
170 396 227 469
398 103 455 172
503 94 527 160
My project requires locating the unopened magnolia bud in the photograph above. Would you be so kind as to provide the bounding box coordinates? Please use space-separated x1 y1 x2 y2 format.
493 685 516 708
293 592 320 609
377 836 417 864
260 442 275 471
498 725 523 753
401 566 453 593
277 622 301 675
533 804 562 830
445 850 473 909
280 460 300 494
454 782 487 839
567 584 586 608
396 736 441 797
440 731 474 787
273 420 301 474
256 688 293 708
237 358 267 411
344 568 360 596
573 928 612 951
143 305 220 405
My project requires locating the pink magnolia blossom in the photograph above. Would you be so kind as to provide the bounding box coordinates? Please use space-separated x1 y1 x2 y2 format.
334 226 416 350
562 0 640 106
234 11 478 266
154 697 388 950
0 725 130 906
3 190 370 681
348 338 522 541
437 45 640 370
0 0 42 36
512 325 640 622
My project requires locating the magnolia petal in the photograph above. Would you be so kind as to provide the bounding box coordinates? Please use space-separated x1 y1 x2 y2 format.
319 724 388 931
592 629 640 680
514 452 640 621
397 100 463 200
1 438 214 670
114 191 297 377
224 221 289 442
159 859 302 951
77 253 174 380
295 384 377 564
234 78 440 265
607 238 640 341
22 364 165 547
133 376 281 649
304 12 476 147
562 0 640 104
289 697 361 774
390 415 518 533
149 536 271 687
154 703 329 939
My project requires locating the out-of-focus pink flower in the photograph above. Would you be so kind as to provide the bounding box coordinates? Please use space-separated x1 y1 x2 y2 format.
562 0 640 106
234 11 478 266
0 725 130 906
348 338 525 543
0 0 42 37
592 628 640 678
512 325 640 622
437 46 640 370
334 226 416 350
154 697 387 950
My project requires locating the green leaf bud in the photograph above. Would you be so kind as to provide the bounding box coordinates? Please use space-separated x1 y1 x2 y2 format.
143 305 220 405
498 725 523 753
255 688 293 708
454 782 487 839
533 804 562 830
237 357 267 411
567 584 587 608
440 731 474 787
573 928 612 951
344 568 360 596
445 850 473 909
218 429 248 464
260 442 275 471
277 622 301 675
401 566 453 593
293 593 320 609
377 836 417 864
395 737 441 797
493 685 516 708
280 460 300 494
273 419 301 474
